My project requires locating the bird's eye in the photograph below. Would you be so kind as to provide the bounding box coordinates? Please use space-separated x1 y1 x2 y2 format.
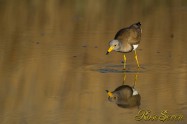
114 45 117 46
114 96 117 99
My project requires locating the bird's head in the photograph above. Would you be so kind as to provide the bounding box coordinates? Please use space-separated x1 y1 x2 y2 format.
105 90 118 102
106 40 120 55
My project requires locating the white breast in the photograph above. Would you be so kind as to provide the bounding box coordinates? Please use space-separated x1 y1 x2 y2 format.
133 45 139 50
132 88 139 96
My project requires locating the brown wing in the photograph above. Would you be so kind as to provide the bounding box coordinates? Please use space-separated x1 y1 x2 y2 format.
119 42 133 53
115 22 142 45
114 27 129 41
127 28 141 44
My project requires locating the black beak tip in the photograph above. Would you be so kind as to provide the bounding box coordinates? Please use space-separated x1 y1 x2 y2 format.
106 52 109 55
105 90 109 93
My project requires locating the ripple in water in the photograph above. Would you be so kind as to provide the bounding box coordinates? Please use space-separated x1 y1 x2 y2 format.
84 63 146 73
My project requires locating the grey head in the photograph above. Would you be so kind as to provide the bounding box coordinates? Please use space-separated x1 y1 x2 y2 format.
106 40 121 55
107 92 119 103
106 85 141 108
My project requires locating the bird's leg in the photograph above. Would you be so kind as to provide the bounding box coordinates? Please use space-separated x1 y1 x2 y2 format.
123 73 126 85
134 50 140 68
123 54 127 69
133 73 138 88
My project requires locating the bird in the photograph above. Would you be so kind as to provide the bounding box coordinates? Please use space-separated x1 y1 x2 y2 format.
106 22 142 69
106 85 141 108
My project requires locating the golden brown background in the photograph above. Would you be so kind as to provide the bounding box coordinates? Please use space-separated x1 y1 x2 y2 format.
0 0 187 124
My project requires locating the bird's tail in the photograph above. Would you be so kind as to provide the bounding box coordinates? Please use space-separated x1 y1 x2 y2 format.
135 22 141 27
131 22 141 30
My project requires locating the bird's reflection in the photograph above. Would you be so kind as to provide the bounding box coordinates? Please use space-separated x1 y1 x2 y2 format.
106 73 141 108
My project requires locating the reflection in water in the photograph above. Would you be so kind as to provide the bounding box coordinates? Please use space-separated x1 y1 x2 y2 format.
106 73 141 108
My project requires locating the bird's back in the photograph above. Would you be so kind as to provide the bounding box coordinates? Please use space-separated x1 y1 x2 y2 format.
114 22 142 45
114 85 133 100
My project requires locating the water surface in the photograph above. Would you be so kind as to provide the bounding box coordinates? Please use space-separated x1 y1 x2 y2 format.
0 0 187 124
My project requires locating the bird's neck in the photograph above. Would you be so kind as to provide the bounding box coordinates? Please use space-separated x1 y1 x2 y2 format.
117 41 123 51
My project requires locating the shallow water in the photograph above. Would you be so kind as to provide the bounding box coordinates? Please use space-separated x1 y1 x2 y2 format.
0 0 187 124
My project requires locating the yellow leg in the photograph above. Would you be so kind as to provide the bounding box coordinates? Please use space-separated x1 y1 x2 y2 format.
134 50 140 68
123 73 126 85
124 54 126 69
133 73 138 88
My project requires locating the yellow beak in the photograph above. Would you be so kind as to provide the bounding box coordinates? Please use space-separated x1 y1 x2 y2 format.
108 92 113 97
106 46 114 55
106 90 114 97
